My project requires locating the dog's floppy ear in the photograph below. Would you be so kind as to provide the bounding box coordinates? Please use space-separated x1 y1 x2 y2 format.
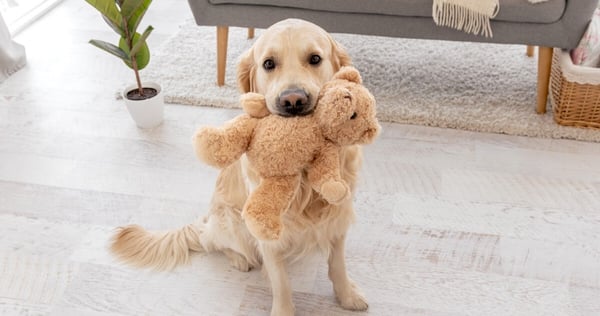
237 48 256 93
329 35 352 71
333 66 362 84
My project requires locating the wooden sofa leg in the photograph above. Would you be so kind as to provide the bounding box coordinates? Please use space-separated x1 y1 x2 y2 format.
536 46 553 114
526 45 535 57
217 26 229 86
248 28 255 39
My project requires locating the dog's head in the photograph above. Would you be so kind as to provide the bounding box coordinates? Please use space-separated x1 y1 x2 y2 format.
237 19 352 117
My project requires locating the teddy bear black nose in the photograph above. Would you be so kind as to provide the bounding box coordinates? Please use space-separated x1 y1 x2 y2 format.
278 88 309 115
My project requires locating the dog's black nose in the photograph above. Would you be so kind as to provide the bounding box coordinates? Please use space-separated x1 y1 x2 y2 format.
278 89 309 115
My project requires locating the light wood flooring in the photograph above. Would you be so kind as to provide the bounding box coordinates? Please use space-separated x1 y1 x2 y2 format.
1 0 600 315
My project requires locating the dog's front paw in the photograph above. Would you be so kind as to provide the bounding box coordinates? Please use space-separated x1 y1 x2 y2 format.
320 180 350 205
270 305 295 316
336 281 368 311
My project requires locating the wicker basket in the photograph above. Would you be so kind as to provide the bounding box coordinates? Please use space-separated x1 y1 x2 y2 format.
550 48 600 128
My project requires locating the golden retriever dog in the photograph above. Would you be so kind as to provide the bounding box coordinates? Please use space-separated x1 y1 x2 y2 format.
111 18 368 316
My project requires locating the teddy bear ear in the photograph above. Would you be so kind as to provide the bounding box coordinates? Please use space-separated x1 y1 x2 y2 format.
333 66 362 84
241 92 270 118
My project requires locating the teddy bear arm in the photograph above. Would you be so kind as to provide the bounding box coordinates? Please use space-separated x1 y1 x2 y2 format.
241 92 270 118
192 114 257 168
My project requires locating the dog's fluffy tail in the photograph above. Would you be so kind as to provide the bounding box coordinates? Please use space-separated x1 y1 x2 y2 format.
110 224 204 270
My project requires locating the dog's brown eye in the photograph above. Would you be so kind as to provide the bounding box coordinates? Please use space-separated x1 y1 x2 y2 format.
263 59 276 71
350 112 357 120
309 54 321 65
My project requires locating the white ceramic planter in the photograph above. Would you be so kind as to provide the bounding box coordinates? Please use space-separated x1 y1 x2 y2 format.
122 82 164 128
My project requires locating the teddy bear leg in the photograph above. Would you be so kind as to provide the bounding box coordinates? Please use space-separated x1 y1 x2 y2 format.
306 144 350 205
242 175 301 240
319 180 351 205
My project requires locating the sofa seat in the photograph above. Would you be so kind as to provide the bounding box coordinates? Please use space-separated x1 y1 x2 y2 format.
210 0 566 24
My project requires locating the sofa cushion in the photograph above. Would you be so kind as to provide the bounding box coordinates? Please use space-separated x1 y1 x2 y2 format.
209 0 566 24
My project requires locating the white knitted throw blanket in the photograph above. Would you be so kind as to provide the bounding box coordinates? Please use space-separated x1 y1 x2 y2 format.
433 0 549 37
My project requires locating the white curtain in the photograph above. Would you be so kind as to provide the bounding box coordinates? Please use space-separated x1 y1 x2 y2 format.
0 12 25 82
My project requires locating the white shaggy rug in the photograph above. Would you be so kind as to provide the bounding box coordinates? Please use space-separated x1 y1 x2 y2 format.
145 20 600 142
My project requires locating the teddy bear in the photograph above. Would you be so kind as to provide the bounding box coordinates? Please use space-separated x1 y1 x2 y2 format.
193 66 380 240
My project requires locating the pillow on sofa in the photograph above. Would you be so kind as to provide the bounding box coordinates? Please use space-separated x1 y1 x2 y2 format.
571 8 600 67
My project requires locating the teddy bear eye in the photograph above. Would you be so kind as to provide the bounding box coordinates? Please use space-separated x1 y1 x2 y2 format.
350 112 357 120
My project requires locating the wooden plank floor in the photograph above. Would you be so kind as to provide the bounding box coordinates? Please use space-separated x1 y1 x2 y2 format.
1 1 599 315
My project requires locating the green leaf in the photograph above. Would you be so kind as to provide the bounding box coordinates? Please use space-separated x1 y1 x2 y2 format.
129 25 153 58
101 15 124 37
85 0 124 34
118 34 150 70
89 39 129 62
120 0 152 34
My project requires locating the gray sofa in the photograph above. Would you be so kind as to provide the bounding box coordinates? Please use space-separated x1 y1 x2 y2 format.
187 0 598 114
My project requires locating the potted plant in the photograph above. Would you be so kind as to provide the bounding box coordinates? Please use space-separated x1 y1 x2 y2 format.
85 0 164 128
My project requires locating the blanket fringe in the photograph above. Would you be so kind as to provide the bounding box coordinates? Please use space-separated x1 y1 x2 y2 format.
433 0 499 37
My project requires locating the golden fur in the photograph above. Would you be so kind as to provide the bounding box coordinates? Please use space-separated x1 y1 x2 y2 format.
111 18 368 315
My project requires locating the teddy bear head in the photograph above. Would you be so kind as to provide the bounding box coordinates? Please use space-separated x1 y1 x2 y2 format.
315 66 381 146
